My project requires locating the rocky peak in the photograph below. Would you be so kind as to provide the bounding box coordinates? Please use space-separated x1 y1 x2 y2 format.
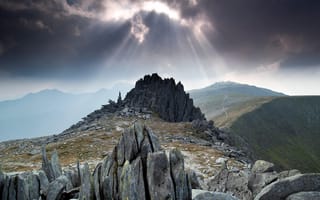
124 73 205 122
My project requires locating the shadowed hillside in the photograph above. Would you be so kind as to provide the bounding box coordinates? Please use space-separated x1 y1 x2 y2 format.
223 96 320 172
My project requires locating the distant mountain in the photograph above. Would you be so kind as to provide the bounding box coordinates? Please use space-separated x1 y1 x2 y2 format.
190 81 286 119
216 96 320 172
0 84 132 141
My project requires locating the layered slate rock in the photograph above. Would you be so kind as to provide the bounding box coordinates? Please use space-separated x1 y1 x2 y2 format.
207 162 252 200
192 189 238 200
248 160 278 196
124 73 205 122
254 173 320 200
95 122 192 200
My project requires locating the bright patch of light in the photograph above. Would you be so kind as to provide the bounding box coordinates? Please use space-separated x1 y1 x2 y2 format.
142 1 180 20
131 14 149 43
101 1 180 22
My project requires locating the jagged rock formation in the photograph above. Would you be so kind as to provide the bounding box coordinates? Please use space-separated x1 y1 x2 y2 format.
94 122 191 200
123 73 205 122
204 159 320 200
0 122 192 200
63 73 205 135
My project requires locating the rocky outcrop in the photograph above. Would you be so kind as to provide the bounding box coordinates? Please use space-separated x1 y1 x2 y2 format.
0 122 192 200
248 160 278 196
62 74 205 135
251 160 275 174
95 122 192 200
207 162 253 200
254 173 320 200
124 73 205 122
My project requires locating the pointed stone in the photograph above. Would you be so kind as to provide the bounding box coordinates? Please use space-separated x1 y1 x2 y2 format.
123 127 139 162
79 163 93 200
169 149 192 200
93 163 102 200
0 171 5 197
39 170 49 197
146 127 161 152
120 158 146 200
8 175 17 200
1 174 10 200
27 173 40 200
51 149 62 179
134 122 145 147
41 146 55 182
17 174 28 200
47 175 72 200
147 151 175 200
64 169 81 188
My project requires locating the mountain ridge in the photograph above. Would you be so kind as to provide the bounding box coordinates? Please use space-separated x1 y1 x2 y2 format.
190 81 286 120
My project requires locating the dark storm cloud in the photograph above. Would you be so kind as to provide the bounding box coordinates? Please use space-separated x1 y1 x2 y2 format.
0 0 130 79
186 0 320 68
1 0 320 82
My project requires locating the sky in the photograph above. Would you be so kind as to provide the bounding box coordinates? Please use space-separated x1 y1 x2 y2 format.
1 0 320 100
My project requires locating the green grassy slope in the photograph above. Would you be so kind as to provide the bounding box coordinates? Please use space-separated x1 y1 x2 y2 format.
226 96 320 172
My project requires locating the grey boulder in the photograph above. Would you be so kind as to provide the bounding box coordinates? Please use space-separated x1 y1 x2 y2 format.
192 189 238 200
255 173 320 200
286 191 320 200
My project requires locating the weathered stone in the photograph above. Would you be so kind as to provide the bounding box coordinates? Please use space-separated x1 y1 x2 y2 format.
79 162 93 200
169 149 192 200
208 163 252 200
123 128 139 163
146 127 161 152
192 189 238 200
93 163 102 200
27 173 40 200
42 146 55 182
8 175 17 200
64 169 81 188
17 174 28 200
187 169 202 189
117 135 125 166
47 175 72 200
192 119 209 132
255 173 320 200
248 171 278 196
147 151 175 200
251 160 275 174
0 171 5 197
101 153 116 200
51 149 62 179
120 158 146 200
278 169 301 180
286 191 320 200
1 173 9 200
39 170 49 196
134 122 145 147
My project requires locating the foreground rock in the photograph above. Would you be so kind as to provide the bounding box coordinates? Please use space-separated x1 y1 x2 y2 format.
192 189 238 200
254 173 320 200
207 162 252 200
95 122 192 200
0 122 195 200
